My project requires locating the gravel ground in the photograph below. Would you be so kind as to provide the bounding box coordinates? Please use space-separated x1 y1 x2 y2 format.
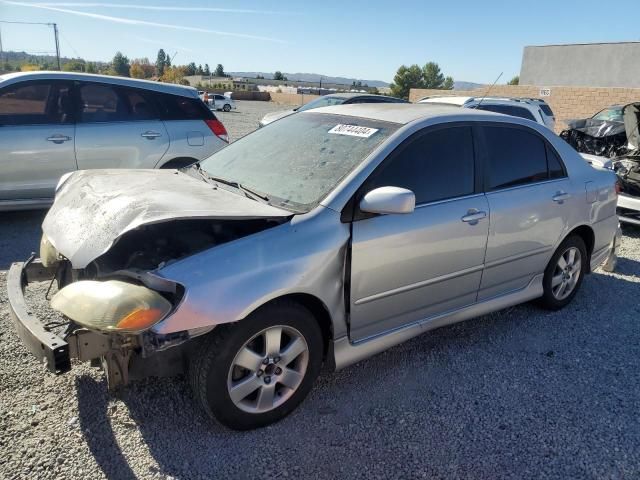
1 101 640 479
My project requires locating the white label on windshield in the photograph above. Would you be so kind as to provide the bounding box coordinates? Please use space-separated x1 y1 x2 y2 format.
328 124 379 138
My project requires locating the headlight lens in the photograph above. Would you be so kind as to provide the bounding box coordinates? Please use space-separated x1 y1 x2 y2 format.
51 280 172 333
40 234 59 268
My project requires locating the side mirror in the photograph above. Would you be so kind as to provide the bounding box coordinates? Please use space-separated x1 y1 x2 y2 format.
359 187 415 215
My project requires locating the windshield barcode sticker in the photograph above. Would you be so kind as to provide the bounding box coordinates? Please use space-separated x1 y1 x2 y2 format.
328 124 379 138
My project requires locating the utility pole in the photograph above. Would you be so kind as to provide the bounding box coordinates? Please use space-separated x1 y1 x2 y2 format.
52 23 61 70
0 25 4 67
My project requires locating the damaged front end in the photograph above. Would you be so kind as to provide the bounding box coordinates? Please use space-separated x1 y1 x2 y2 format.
8 169 291 389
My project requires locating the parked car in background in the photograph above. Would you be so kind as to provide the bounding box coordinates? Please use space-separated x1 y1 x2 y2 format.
0 71 228 211
418 96 556 130
258 92 407 127
9 103 619 430
210 93 236 112
573 103 640 226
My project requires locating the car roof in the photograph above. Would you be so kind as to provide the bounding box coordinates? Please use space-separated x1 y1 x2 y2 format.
419 96 473 106
309 103 502 125
420 95 549 109
0 71 199 98
326 92 405 101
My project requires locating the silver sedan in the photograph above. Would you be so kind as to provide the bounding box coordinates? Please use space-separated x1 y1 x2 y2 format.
8 104 620 430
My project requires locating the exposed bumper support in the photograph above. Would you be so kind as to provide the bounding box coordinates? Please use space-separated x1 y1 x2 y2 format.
7 259 71 374
617 194 640 226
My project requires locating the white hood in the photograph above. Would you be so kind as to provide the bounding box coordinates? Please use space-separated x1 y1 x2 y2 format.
43 169 290 268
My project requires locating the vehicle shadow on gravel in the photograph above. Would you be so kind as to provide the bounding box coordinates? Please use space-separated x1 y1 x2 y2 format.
0 210 45 270
74 268 640 479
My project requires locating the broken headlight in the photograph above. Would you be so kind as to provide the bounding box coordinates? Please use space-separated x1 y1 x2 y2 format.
51 280 172 333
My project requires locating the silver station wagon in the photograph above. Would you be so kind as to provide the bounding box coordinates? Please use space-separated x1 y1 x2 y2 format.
9 104 620 430
0 71 229 211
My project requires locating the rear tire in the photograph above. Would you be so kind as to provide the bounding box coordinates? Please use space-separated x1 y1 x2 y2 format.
189 300 323 430
223 104 231 112
537 235 587 310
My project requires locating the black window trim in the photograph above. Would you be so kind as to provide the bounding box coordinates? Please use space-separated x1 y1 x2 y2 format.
345 121 482 222
475 122 568 194
0 78 76 127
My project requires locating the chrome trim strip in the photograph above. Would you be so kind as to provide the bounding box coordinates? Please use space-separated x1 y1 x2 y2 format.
484 245 553 270
353 264 484 306
414 193 485 210
332 274 545 370
487 178 566 195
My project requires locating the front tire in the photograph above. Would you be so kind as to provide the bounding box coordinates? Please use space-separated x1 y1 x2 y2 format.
538 235 587 310
189 300 323 430
223 104 231 112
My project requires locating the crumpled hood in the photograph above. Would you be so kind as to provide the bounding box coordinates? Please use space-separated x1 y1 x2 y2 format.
43 169 291 268
623 102 640 150
260 109 295 126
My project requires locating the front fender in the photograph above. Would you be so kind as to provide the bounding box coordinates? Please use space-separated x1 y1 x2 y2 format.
151 207 350 338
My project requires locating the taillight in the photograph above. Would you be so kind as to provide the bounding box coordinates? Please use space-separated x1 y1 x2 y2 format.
615 181 621 196
205 119 229 143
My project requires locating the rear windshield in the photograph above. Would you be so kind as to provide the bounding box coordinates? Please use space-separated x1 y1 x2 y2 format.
199 113 399 212
297 96 346 112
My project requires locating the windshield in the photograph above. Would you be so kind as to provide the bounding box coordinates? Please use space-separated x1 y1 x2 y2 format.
297 96 346 112
592 107 624 122
199 113 398 212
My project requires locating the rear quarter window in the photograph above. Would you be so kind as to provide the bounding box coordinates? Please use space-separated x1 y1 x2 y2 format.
154 93 214 121
539 104 554 116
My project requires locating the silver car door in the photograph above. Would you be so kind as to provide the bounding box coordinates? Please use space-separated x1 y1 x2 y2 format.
349 125 489 342
0 80 76 202
74 82 169 169
477 124 573 300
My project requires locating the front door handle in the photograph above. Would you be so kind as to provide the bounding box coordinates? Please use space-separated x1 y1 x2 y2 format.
141 131 162 139
461 209 487 225
46 134 71 143
552 191 571 203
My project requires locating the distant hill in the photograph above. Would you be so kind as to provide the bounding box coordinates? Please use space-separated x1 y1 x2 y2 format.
454 81 485 90
229 72 390 88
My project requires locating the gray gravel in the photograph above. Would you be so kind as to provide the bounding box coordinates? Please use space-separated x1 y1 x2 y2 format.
1 101 640 479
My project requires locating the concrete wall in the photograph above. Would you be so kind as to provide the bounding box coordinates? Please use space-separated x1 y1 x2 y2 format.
520 43 640 88
410 85 640 133
269 92 320 106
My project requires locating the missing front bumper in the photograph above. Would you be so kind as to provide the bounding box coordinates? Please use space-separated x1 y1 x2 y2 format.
7 259 71 374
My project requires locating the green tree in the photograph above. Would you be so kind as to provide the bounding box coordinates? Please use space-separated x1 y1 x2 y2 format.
130 62 145 79
197 64 204 75
62 59 85 72
442 76 454 90
390 64 424 99
156 49 167 76
214 64 225 77
203 63 210 76
422 62 446 89
112 52 130 77
86 62 97 74
507 75 519 85
185 62 197 76
273 71 285 81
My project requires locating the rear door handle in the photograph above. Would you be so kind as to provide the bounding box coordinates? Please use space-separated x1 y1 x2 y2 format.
46 134 71 143
461 210 487 225
552 191 571 203
141 131 162 139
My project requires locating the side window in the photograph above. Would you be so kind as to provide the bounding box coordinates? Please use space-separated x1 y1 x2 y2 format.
0 81 72 125
478 104 536 122
78 83 125 122
121 87 157 121
482 126 548 190
365 126 475 205
546 145 566 179
154 93 213 120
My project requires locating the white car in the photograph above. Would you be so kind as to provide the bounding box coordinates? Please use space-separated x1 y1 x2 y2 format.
419 96 555 130
210 94 236 112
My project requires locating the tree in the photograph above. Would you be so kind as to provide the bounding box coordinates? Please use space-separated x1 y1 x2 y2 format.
156 49 167 76
161 65 187 84
86 62 97 74
390 64 424 99
197 64 204 75
443 76 454 90
111 52 130 77
214 64 225 77
422 62 446 89
165 54 171 67
256 74 264 79
62 59 85 72
273 71 285 81
185 62 197 76
507 75 519 85
203 63 210 76
130 62 145 79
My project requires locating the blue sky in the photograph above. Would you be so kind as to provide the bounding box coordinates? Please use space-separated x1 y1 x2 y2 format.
1 0 639 83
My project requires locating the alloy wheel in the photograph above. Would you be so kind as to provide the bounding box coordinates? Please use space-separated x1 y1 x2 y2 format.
226 325 309 414
551 246 582 300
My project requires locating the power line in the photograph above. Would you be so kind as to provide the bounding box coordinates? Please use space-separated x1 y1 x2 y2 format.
0 20 55 25
0 20 61 70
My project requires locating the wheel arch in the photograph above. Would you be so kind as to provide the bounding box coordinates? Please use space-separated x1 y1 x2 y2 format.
158 157 199 169
563 224 595 271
